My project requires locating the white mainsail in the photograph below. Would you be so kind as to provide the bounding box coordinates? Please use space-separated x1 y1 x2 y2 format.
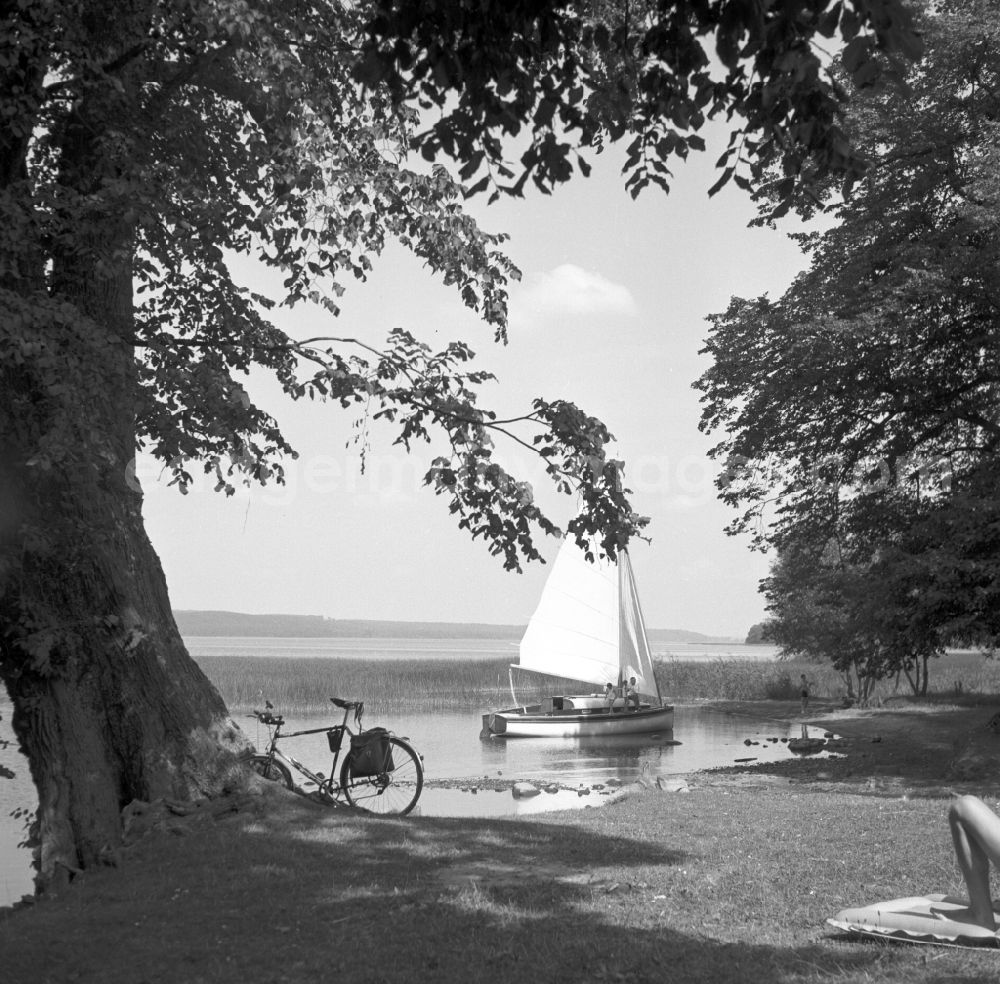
517 539 660 699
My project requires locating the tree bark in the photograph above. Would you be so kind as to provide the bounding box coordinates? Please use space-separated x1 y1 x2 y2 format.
0 276 252 892
0 253 252 891
0 475 249 893
0 19 251 893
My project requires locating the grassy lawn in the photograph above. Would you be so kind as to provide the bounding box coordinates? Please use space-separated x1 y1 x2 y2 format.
3 770 999 984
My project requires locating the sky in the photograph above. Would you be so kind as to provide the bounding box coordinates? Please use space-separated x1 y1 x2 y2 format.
137 128 810 640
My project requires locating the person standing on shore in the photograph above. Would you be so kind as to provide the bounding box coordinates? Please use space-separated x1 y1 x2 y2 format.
800 674 810 715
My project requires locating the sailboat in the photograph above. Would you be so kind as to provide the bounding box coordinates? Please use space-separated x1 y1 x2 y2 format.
480 538 674 738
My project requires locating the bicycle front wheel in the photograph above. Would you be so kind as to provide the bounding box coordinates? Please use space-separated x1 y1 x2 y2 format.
251 754 293 790
340 736 423 815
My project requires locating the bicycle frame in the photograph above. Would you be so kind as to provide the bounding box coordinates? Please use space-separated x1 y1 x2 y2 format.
254 704 356 800
251 697 424 815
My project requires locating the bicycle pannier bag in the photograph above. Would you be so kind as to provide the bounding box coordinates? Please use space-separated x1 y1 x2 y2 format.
350 727 394 776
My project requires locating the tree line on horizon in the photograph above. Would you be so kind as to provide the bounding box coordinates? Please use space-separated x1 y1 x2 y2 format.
172 610 722 643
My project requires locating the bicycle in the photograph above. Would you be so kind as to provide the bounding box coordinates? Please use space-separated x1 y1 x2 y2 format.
249 697 423 816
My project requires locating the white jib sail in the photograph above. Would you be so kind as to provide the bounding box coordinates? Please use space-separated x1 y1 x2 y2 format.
518 539 659 698
617 549 659 699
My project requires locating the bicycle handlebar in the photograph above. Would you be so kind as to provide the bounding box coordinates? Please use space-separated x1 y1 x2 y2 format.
251 709 284 727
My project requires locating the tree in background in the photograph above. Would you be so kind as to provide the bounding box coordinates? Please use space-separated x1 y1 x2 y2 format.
763 522 950 701
2 0 921 892
762 541 884 703
744 623 772 645
696 0 1000 688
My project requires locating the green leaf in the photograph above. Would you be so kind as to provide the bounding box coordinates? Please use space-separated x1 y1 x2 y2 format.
707 167 734 197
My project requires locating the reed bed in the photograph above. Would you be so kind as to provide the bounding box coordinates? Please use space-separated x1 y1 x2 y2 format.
197 654 587 714
656 657 818 702
662 651 1000 703
197 649 1000 715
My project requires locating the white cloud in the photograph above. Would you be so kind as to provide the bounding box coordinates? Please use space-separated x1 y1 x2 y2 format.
512 264 638 328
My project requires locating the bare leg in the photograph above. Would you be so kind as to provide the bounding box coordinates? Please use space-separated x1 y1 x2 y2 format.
949 795 1000 929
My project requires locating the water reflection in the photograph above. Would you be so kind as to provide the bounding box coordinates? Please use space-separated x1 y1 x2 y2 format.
470 730 679 784
436 708 831 782
401 705 834 819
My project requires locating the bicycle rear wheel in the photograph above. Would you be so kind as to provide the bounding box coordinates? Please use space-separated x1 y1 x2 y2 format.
251 754 293 790
340 736 423 815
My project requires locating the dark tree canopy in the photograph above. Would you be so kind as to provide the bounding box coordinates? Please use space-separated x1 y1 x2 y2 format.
1 0 649 577
358 0 922 210
696 0 1000 671
1 0 925 584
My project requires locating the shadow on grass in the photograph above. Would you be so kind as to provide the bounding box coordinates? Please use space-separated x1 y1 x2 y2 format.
0 789 946 984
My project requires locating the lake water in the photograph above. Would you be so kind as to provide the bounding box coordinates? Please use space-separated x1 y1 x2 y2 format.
0 635 804 908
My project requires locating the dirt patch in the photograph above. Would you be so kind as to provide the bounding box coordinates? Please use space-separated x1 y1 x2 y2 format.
702 696 1000 797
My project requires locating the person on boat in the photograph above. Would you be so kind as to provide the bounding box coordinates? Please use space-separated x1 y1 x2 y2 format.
625 677 640 711
948 794 1000 930
603 683 616 709
800 674 810 714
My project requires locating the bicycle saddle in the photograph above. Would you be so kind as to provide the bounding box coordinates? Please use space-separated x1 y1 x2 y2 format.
330 697 362 711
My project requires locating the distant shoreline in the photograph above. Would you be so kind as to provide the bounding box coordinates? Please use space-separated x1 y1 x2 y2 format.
173 609 736 644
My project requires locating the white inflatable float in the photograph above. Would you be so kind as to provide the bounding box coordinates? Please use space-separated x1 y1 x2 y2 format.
828 894 1000 947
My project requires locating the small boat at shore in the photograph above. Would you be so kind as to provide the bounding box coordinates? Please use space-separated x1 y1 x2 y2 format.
480 538 674 739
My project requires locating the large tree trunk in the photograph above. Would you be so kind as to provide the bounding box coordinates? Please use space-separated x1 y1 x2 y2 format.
0 244 252 892
0 467 249 894
0 19 250 893
0 310 251 894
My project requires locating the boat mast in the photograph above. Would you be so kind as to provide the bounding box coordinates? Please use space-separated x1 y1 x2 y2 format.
617 551 626 690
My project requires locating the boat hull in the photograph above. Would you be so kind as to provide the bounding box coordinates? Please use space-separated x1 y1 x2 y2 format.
481 700 674 738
